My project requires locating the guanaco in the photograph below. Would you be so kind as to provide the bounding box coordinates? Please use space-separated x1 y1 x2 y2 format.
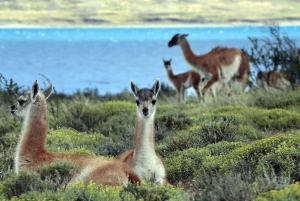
11 80 140 186
163 58 202 103
256 70 291 91
168 34 251 102
116 79 167 184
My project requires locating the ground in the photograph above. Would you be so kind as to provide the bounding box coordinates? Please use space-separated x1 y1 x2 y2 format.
0 0 300 27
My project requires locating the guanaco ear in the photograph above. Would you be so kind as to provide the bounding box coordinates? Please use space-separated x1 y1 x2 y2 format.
130 80 139 97
181 34 189 38
31 80 39 101
152 78 160 96
43 82 53 100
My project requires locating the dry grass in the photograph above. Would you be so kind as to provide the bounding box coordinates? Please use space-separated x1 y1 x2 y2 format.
0 0 300 26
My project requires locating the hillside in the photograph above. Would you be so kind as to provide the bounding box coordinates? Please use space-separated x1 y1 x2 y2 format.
0 0 300 26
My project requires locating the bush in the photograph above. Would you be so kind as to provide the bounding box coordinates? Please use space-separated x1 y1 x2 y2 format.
249 109 300 131
200 133 300 181
193 173 257 201
156 112 192 131
120 182 191 201
193 170 291 201
165 141 245 184
0 170 53 199
53 101 136 134
158 130 204 157
254 182 300 201
36 160 78 190
252 90 300 109
0 132 19 181
1 176 190 200
46 128 110 156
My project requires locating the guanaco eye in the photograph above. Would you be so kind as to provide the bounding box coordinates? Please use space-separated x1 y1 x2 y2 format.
135 100 140 106
152 100 156 105
18 100 25 105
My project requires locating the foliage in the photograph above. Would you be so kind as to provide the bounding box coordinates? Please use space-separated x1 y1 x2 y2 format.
199 133 300 181
0 73 23 105
0 172 189 200
254 182 300 201
193 171 291 201
120 182 191 201
0 170 54 200
252 90 300 109
165 141 245 183
46 128 111 156
248 25 300 89
52 101 136 134
3 68 300 200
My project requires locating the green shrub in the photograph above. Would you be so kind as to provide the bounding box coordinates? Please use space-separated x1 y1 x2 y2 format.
193 173 257 201
0 132 19 181
15 181 123 201
252 90 300 109
193 170 291 201
201 133 300 181
158 131 204 156
1 178 190 200
120 182 191 201
99 128 135 156
53 101 136 133
165 141 245 184
0 170 53 199
100 112 135 137
199 117 239 144
250 109 300 131
254 182 300 201
156 111 192 131
36 160 78 190
46 128 110 156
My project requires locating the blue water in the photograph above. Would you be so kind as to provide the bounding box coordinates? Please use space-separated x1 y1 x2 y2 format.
1 26 300 95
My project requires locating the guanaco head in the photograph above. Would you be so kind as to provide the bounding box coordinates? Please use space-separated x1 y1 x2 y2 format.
11 80 53 119
162 58 172 70
131 79 160 118
168 34 189 47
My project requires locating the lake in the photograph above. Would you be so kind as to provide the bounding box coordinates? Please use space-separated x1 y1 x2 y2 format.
1 25 300 95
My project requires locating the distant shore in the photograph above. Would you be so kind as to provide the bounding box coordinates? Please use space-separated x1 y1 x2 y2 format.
1 20 300 28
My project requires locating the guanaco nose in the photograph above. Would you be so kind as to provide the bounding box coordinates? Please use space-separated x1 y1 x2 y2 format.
11 105 16 114
142 107 149 115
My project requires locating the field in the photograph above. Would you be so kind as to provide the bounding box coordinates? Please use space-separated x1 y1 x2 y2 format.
0 0 300 26
1 1 300 199
1 76 300 200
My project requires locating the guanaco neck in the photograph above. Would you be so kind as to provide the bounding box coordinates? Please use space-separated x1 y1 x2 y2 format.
18 95 48 158
166 66 176 80
133 112 157 159
179 37 205 67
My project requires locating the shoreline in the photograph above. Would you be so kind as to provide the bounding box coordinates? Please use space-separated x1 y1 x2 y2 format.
1 21 300 28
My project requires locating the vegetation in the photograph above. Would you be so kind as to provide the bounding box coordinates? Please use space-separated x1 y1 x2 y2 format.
2 25 300 200
0 0 300 26
248 25 300 90
2 78 300 200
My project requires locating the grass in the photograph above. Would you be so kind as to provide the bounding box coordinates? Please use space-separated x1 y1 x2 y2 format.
0 0 300 26
2 78 300 199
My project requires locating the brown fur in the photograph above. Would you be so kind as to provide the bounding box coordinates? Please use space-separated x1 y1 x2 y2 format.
12 81 141 186
256 70 291 90
116 80 168 184
163 59 201 102
168 34 251 102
